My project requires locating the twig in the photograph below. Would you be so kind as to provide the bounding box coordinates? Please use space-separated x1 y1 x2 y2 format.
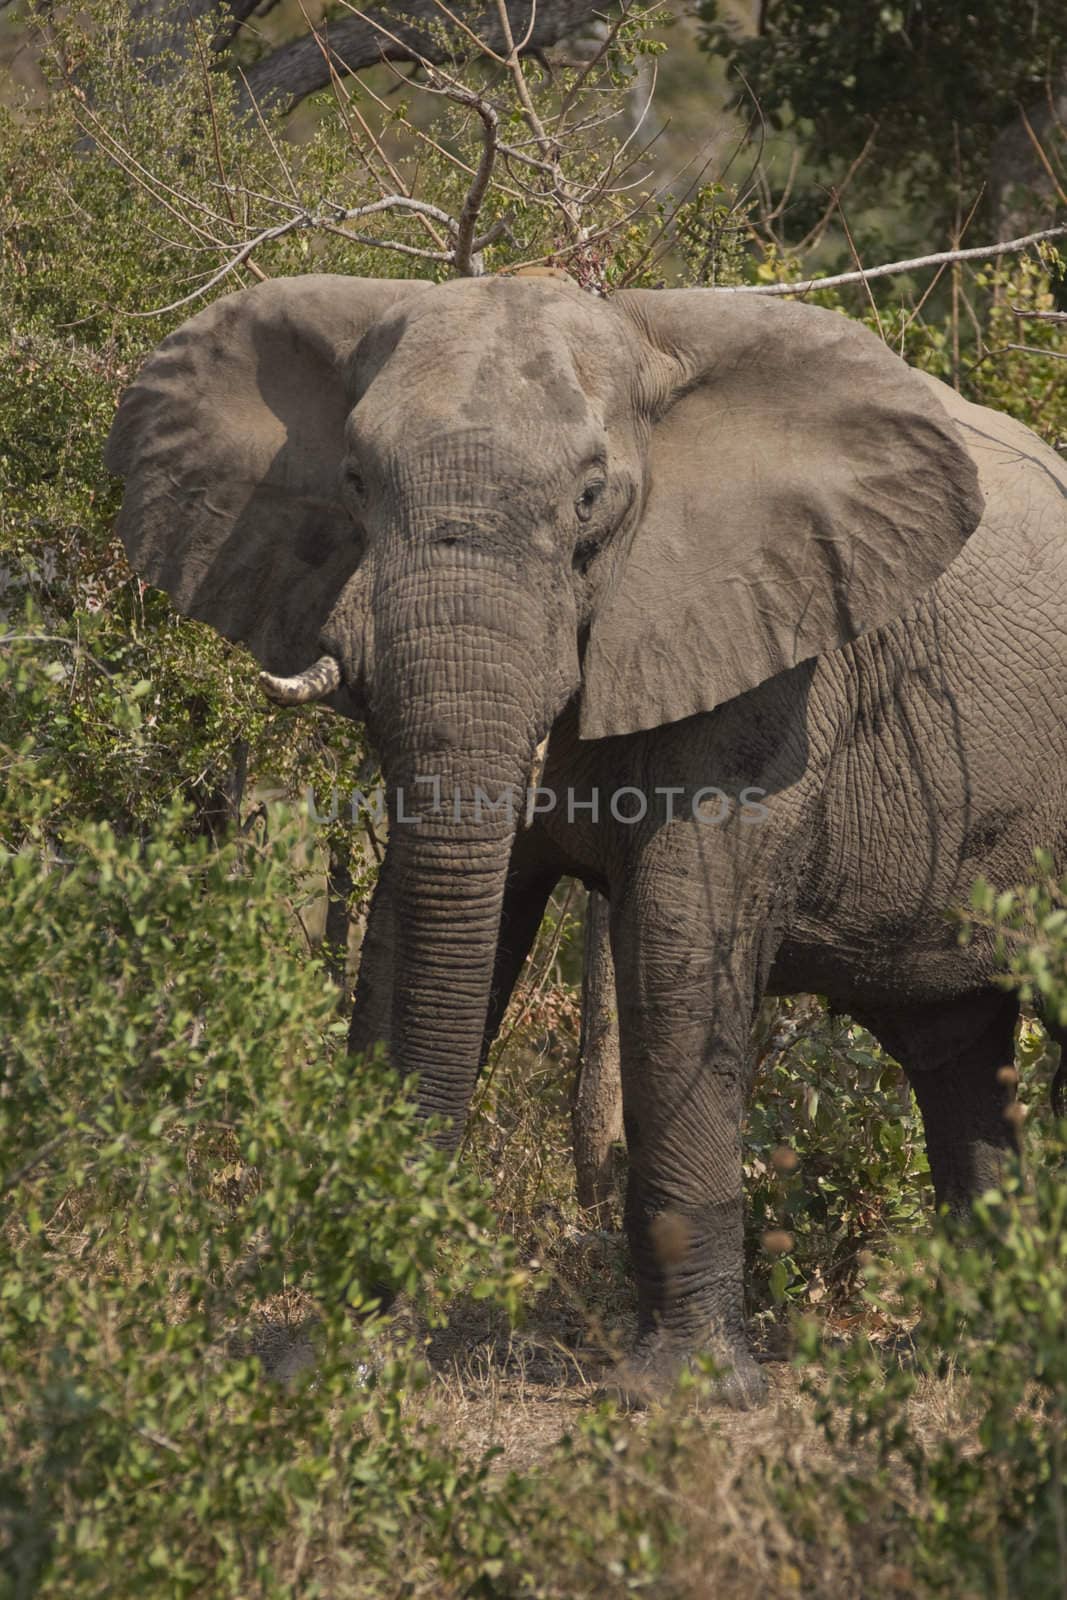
836 194 883 341
236 67 303 207
578 57 658 204
344 0 576 240
351 69 478 186
207 179 303 216
795 122 880 254
496 0 554 163
1003 343 1067 361
66 95 234 239
430 0 506 65
300 5 449 251
950 123 963 388
616 139 734 288
898 186 984 349
555 1 648 127
757 146 799 229
192 27 268 284
1019 102 1067 208
957 272 986 354
133 197 464 315
727 225 1067 297
965 340 1067 378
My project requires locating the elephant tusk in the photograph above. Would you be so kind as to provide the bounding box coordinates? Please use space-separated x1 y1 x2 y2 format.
527 736 549 793
259 654 342 705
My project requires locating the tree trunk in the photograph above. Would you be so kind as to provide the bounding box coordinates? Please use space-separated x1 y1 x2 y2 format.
572 889 623 1223
240 0 613 113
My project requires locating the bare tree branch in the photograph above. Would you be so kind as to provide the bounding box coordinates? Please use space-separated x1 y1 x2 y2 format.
304 14 451 251
134 196 465 315
86 0 650 314
351 5 597 258
793 122 880 254
730 225 1067 298
1002 343 1067 360
496 0 556 163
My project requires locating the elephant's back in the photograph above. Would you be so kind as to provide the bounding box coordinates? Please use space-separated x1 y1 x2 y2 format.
914 370 1067 521
798 390 1067 997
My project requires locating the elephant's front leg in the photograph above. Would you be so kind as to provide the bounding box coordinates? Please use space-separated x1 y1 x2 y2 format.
610 870 772 1409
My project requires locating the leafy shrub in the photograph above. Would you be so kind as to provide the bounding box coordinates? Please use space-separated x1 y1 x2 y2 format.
793 857 1067 1598
746 1000 929 1315
0 782 529 1597
966 850 1067 1031
802 1143 1067 1599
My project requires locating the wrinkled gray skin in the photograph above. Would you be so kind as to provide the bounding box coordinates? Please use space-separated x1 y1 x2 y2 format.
107 274 1067 1407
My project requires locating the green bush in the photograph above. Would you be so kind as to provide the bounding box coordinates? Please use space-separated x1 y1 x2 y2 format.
0 780 531 1597
966 851 1067 1031
793 858 1067 1598
801 1143 1067 1599
746 1000 929 1314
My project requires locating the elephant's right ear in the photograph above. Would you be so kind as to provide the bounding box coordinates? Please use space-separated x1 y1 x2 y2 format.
106 274 426 676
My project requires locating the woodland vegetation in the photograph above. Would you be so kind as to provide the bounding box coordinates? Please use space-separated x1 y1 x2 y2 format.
1 2 1066 1595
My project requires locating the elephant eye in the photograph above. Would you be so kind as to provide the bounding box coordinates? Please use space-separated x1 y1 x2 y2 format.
576 481 604 523
344 465 366 498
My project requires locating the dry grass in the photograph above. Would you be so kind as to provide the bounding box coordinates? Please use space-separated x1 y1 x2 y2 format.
261 1259 974 1600
402 1325 959 1600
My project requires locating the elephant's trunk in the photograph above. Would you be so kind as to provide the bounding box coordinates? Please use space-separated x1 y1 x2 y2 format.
369 555 555 1141
385 812 521 1136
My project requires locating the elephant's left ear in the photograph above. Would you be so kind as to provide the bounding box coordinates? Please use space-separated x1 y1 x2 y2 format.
579 290 983 739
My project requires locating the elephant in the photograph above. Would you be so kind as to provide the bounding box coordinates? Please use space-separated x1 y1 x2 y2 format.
105 271 1067 1407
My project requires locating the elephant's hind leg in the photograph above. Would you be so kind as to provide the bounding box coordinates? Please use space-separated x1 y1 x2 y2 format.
858 991 1021 1219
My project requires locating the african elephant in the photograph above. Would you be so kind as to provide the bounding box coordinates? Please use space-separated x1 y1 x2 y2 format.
106 272 1067 1407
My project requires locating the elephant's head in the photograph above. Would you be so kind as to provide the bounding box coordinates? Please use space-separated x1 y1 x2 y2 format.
106 273 982 1132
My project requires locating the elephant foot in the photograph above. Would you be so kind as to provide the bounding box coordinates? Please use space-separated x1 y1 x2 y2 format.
603 1331 768 1411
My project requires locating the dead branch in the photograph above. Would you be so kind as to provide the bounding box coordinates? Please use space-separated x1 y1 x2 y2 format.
897 187 984 349
304 15 451 252
135 196 469 316
361 2 587 246
837 196 884 342
95 0 660 313
730 225 1067 297
496 0 556 164
794 122 880 254
1019 103 1067 210
1003 343 1067 360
